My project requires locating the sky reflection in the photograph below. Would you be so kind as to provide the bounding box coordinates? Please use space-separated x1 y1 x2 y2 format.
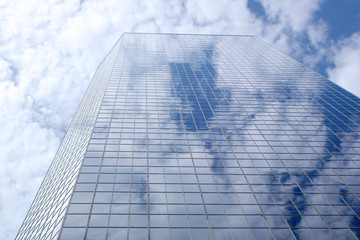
57 34 360 240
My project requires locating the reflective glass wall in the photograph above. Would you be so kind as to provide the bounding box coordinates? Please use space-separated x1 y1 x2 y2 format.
20 33 360 240
16 38 122 240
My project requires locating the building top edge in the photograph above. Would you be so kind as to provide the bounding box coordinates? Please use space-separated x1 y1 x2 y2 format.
122 32 255 37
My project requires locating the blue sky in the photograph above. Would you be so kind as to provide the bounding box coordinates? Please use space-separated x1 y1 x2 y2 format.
307 0 360 76
248 0 360 78
316 0 360 41
0 0 359 238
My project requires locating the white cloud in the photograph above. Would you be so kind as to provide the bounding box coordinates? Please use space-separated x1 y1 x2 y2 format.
0 0 358 238
255 0 330 62
0 58 13 83
258 0 323 32
327 32 360 97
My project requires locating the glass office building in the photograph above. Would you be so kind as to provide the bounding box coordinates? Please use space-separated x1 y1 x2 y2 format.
16 33 360 240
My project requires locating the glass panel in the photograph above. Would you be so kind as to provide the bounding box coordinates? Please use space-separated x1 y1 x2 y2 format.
18 33 360 240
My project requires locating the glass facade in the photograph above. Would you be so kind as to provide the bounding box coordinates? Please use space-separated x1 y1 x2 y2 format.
17 33 360 240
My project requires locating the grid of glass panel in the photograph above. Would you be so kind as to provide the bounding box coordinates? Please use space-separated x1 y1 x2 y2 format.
20 33 360 240
15 36 125 240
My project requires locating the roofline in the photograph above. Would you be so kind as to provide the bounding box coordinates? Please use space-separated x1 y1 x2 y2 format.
122 32 255 37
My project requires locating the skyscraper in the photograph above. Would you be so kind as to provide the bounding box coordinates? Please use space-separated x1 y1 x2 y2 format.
16 33 360 240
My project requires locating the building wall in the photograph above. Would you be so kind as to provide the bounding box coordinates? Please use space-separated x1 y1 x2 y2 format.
15 35 123 240
19 33 360 240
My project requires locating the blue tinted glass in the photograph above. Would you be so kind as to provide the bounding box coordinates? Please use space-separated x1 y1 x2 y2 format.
18 33 360 240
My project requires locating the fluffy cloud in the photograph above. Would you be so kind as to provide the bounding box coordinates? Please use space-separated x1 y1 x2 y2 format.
255 0 330 65
258 0 323 32
327 32 360 97
0 0 357 238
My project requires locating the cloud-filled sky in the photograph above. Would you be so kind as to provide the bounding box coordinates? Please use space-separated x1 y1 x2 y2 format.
0 0 359 238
